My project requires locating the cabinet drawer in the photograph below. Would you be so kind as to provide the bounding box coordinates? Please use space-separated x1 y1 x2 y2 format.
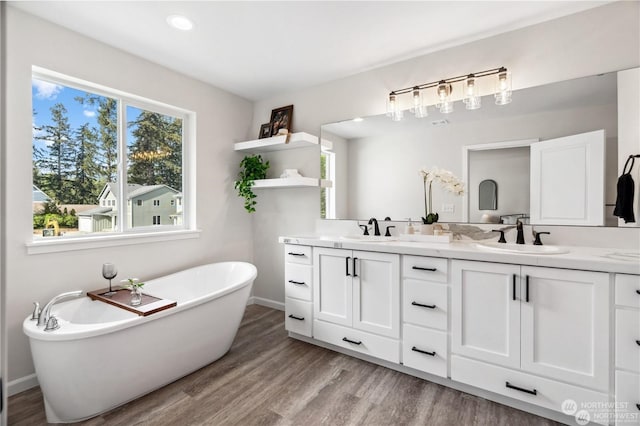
285 263 312 301
616 274 640 309
402 255 448 283
285 298 312 337
615 370 640 425
451 355 609 424
284 244 312 265
616 309 640 373
402 324 447 377
403 280 448 330
313 319 400 363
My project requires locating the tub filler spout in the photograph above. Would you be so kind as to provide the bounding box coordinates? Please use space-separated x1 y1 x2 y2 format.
37 290 84 327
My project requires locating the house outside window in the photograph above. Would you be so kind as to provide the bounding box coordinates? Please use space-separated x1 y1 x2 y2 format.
32 68 194 243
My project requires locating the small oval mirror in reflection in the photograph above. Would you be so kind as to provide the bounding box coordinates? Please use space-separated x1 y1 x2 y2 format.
479 179 498 210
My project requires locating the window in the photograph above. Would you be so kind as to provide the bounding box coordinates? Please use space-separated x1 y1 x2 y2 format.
32 68 193 242
320 149 336 219
170 200 175 206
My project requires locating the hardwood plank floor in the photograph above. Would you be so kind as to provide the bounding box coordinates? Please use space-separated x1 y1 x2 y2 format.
9 305 562 425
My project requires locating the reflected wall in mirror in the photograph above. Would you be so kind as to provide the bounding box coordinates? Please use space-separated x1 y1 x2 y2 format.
321 70 624 226
478 180 498 211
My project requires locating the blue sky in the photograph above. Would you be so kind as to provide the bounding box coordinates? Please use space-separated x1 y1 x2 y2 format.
31 78 141 152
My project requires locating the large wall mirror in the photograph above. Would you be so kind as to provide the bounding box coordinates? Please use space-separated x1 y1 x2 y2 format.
320 70 628 227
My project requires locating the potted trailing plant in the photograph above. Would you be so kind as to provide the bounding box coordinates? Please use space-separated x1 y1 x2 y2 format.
235 154 270 213
419 167 464 229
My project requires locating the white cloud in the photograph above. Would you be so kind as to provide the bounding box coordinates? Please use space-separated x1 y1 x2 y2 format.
32 79 63 100
83 110 96 118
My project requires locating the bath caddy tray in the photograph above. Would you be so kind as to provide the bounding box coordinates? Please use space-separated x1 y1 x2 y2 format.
87 288 176 317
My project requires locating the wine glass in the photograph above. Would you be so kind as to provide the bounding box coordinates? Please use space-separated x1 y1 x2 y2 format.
102 263 118 296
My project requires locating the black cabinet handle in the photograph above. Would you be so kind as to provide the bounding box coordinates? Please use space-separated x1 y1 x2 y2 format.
512 274 517 301
346 256 351 276
411 346 436 356
288 314 304 321
505 381 537 396
636 340 640 346
288 252 305 257
412 266 437 272
288 280 305 285
411 301 436 309
353 257 358 277
636 403 640 412
342 337 362 345
525 275 530 303
636 290 640 295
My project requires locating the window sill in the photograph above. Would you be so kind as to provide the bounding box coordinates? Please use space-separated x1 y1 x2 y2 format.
26 229 202 255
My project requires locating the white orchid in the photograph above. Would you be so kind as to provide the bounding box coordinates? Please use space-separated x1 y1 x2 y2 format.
419 166 465 223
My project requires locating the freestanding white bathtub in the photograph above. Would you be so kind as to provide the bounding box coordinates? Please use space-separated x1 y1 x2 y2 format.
23 261 257 423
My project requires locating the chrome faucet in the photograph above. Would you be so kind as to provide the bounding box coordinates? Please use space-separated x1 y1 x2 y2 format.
368 218 381 236
37 290 84 327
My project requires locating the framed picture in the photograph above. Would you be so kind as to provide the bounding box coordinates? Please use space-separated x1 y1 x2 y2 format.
259 123 271 139
269 105 293 137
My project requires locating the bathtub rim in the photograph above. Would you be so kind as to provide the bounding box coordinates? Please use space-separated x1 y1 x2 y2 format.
23 261 257 342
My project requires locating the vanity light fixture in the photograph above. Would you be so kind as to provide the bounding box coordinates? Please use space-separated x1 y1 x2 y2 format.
166 14 194 31
386 66 512 119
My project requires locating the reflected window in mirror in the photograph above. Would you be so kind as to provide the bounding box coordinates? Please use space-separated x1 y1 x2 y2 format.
479 179 498 210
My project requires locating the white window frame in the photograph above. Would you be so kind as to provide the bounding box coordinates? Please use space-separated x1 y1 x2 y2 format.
27 67 199 254
321 148 336 219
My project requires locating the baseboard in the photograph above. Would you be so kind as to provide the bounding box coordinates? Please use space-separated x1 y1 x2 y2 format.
247 296 284 311
8 373 38 396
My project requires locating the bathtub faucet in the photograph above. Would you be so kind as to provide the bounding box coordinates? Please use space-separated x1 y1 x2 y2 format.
37 290 84 327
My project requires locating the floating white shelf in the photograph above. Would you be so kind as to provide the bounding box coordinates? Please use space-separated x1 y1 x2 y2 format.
234 132 332 153
252 177 333 189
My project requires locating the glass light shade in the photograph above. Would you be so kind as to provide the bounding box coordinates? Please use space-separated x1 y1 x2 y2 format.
495 69 512 105
463 75 481 110
411 88 428 118
391 109 404 121
437 82 454 114
386 92 398 117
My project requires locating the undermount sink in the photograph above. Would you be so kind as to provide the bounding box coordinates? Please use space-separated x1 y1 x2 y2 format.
475 242 569 255
341 235 397 242
604 251 640 261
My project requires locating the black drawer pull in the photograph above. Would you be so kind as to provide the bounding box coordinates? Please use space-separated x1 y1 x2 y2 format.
505 381 537 396
288 280 305 285
288 252 305 257
636 340 640 346
411 301 436 309
412 266 437 272
636 403 640 411
636 290 640 295
342 337 362 345
288 314 304 321
411 346 436 356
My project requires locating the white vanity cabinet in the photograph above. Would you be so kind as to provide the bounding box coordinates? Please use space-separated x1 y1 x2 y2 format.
284 245 313 337
313 247 400 362
451 260 610 419
614 274 640 425
401 255 449 378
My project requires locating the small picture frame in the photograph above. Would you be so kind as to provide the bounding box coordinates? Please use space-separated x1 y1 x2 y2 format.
259 123 271 139
269 105 293 137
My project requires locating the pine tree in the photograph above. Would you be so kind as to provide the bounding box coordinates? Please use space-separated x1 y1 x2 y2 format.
73 123 101 204
35 103 74 203
75 95 117 183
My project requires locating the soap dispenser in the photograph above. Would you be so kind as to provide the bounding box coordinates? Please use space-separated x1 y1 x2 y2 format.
405 218 414 235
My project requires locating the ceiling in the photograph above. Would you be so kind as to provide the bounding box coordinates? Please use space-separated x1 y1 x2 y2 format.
11 1 608 101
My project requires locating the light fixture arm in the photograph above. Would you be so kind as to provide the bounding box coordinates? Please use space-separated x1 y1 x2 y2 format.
388 67 506 96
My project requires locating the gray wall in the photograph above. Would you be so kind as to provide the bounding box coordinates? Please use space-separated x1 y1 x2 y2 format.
249 2 640 306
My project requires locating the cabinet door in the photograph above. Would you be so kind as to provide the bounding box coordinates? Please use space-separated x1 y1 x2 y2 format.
452 260 521 368
520 266 609 392
314 247 352 326
352 251 400 338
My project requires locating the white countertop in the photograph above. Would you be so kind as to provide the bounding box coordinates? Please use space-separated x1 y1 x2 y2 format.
279 234 640 275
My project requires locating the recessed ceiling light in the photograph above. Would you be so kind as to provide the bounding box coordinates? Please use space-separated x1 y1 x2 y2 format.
166 15 193 31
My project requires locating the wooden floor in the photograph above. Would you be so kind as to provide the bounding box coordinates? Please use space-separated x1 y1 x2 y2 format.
9 305 562 425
